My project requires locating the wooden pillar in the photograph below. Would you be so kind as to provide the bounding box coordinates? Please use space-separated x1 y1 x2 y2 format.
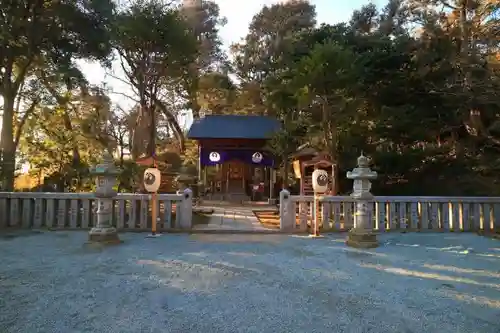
300 162 305 195
331 164 336 195
264 166 268 199
213 165 218 195
242 164 246 193
197 143 202 184
225 162 229 197
202 166 207 197
269 167 273 200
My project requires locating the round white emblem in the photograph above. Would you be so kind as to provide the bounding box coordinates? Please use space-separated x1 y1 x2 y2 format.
252 152 263 163
209 152 221 162
144 171 156 185
317 173 328 187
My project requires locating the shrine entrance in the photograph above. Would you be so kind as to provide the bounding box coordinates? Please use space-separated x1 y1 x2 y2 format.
207 156 273 202
226 160 245 195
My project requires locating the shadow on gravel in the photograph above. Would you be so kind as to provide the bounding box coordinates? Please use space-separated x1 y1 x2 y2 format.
0 229 43 240
189 234 285 243
1 232 500 333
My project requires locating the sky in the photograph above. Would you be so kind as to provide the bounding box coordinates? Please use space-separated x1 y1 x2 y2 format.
1 0 384 133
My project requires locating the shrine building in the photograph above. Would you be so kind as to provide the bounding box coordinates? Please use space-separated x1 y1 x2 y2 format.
187 115 281 202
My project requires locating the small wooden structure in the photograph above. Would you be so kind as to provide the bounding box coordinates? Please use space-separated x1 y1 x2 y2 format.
291 145 335 195
187 115 281 202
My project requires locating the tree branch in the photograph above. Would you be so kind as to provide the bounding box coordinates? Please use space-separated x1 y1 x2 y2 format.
152 96 185 151
14 99 39 151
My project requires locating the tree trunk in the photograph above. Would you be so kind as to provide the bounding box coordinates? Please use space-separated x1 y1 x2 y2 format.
145 107 156 158
459 2 469 61
332 164 339 195
62 110 81 168
322 100 339 195
13 100 38 151
153 98 186 151
1 95 16 191
191 99 201 119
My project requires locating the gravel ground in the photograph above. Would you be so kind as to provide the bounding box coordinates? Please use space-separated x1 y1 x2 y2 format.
1 231 499 333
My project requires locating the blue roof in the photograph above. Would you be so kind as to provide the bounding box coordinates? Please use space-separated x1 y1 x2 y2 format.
187 115 281 139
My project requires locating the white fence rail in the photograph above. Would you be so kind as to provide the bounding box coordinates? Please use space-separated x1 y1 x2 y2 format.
3 191 500 234
0 192 193 231
281 195 500 233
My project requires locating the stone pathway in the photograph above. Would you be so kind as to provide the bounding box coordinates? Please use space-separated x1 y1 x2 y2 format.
193 205 279 232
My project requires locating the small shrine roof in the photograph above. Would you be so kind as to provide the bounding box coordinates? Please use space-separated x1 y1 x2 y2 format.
187 115 281 139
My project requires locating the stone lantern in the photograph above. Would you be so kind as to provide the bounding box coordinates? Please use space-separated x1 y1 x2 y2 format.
175 166 195 191
346 153 378 248
88 152 121 244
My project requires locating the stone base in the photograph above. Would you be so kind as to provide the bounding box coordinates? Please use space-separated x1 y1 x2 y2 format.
88 227 121 244
346 229 379 248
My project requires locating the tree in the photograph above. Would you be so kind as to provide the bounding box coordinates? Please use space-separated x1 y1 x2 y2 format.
294 40 363 194
0 0 115 190
4 0 500 196
110 0 197 158
405 0 500 148
180 0 228 119
231 1 317 188
197 72 236 115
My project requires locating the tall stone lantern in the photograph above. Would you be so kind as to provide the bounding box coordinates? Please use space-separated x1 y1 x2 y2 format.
88 152 121 244
346 153 379 248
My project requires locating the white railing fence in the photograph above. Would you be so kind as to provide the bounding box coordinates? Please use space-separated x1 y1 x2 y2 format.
280 195 500 233
0 192 193 231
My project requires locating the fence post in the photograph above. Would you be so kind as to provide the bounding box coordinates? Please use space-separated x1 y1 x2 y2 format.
179 188 193 229
279 189 294 231
0 193 8 228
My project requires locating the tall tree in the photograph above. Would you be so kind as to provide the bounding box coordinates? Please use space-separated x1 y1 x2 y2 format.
179 0 227 119
294 40 363 194
231 0 317 187
0 0 115 190
111 0 197 158
232 0 316 86
406 0 500 149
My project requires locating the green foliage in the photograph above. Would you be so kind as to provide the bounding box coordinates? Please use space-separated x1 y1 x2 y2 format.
0 0 116 190
111 0 201 155
232 0 500 195
2 0 500 196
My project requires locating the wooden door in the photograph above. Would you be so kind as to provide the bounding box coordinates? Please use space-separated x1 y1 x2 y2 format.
227 160 245 193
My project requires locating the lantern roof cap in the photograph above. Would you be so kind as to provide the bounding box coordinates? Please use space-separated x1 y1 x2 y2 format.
357 152 369 167
90 152 121 176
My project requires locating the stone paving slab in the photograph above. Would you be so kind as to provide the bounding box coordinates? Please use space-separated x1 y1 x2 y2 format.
193 205 275 232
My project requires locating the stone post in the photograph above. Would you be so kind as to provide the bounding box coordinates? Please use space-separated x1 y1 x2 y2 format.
179 188 193 229
279 189 294 231
88 152 121 244
346 153 378 248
